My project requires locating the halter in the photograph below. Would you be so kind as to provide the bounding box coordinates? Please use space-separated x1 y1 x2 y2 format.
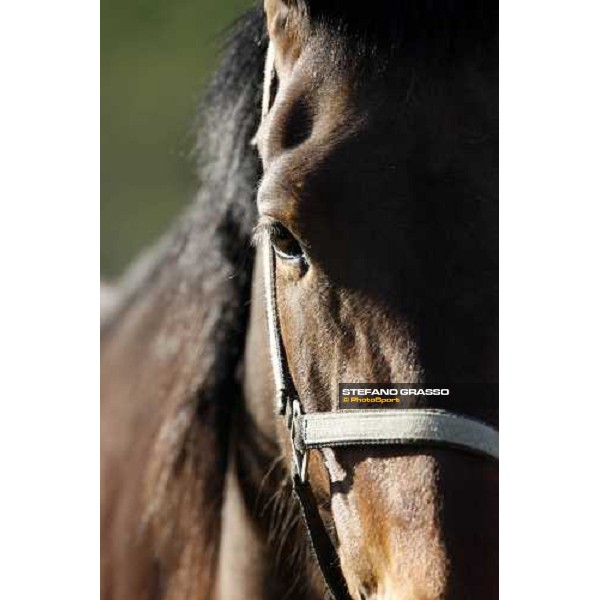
259 45 498 600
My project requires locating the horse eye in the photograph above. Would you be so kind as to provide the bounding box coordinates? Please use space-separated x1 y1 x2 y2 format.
268 70 279 112
269 223 306 263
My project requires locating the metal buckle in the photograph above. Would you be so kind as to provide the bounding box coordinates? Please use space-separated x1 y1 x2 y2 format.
289 398 308 483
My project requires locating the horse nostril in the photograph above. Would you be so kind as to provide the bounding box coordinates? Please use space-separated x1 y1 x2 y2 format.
281 98 313 150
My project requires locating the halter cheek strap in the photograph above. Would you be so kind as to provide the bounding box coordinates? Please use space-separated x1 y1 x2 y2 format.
263 239 354 600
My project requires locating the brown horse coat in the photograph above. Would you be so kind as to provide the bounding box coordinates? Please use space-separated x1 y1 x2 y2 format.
102 4 498 599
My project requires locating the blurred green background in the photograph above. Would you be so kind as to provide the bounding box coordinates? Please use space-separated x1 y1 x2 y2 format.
101 0 253 277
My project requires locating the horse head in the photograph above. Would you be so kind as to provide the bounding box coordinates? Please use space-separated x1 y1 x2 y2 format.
245 2 498 598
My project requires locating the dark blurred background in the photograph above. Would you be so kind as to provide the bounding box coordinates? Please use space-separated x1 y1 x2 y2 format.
101 0 253 277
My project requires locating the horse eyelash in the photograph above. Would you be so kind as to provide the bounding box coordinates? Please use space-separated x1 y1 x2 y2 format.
251 219 278 248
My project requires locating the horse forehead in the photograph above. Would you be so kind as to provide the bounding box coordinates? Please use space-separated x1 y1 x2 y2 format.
277 47 492 175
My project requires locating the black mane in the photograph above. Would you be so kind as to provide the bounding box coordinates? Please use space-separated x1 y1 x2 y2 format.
103 8 266 336
196 7 266 251
101 12 268 598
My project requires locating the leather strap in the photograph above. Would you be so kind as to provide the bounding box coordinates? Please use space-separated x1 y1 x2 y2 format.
263 240 353 599
296 409 499 460
262 217 296 415
293 473 353 600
